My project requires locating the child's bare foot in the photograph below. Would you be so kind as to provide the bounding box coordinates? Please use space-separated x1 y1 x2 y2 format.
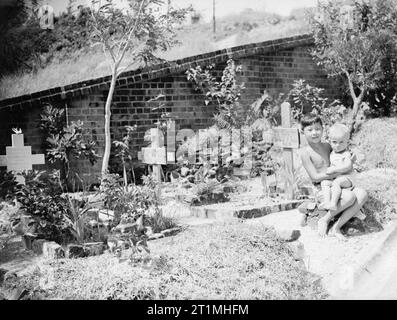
317 216 330 237
330 226 347 241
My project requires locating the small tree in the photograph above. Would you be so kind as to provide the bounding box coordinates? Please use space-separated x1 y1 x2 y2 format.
113 125 137 189
309 0 397 133
40 104 99 188
186 59 245 129
89 0 190 178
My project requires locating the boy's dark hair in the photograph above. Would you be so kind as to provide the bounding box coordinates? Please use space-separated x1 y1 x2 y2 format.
300 113 323 130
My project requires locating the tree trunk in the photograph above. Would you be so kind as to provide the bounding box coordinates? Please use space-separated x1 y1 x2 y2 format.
348 96 363 136
101 70 117 177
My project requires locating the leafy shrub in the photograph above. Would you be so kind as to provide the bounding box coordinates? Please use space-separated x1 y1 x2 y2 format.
14 170 96 244
15 171 71 242
101 173 160 225
112 125 137 188
186 59 246 129
0 169 20 201
146 210 178 234
40 104 99 186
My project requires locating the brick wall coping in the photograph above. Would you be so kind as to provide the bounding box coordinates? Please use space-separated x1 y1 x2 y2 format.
0 33 313 110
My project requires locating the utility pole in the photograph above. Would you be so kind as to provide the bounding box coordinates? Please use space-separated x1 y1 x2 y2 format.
212 0 216 35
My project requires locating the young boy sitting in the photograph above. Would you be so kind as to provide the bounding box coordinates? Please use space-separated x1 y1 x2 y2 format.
299 114 368 239
320 123 355 212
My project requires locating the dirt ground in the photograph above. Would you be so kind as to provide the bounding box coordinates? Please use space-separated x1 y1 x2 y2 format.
1 174 395 299
243 209 394 296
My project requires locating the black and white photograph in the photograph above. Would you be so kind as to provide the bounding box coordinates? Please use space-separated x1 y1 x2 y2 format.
1 0 397 304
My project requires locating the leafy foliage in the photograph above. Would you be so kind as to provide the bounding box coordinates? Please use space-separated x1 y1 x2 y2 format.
309 0 397 130
101 172 160 224
14 170 99 244
286 79 348 129
0 169 20 201
113 125 137 187
186 59 246 129
40 104 99 183
90 0 190 175
15 170 71 242
0 1 95 76
90 0 191 72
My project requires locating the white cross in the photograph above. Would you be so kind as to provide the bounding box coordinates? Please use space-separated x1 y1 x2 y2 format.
0 134 45 184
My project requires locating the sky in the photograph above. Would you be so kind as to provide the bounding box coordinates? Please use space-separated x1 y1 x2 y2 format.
45 0 318 18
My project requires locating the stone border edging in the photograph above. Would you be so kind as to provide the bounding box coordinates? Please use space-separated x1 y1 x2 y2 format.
190 200 304 220
330 220 397 298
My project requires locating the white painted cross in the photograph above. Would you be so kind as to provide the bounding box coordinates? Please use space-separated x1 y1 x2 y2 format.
0 133 45 184
138 128 166 183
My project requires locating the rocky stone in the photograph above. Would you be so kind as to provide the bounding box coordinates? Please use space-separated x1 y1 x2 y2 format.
180 167 190 177
115 223 137 234
22 233 37 250
65 244 86 259
4 271 17 282
0 268 8 285
98 209 114 223
32 239 46 255
181 182 192 189
160 227 181 237
88 220 99 227
83 242 105 256
10 288 29 300
286 241 305 261
149 233 165 240
297 201 317 214
42 241 64 259
276 228 301 242
107 239 118 252
341 217 367 236
145 226 153 236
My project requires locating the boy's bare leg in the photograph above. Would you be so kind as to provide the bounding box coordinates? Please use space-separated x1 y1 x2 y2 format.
330 187 368 239
319 180 332 210
325 176 352 211
318 189 356 237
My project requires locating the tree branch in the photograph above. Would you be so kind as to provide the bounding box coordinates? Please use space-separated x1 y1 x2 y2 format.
117 0 146 68
343 69 358 101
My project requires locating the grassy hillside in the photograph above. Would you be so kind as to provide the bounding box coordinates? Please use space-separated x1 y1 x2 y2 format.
0 9 310 100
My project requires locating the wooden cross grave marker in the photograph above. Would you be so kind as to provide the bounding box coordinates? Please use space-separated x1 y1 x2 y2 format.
138 127 167 183
272 102 300 200
0 133 45 184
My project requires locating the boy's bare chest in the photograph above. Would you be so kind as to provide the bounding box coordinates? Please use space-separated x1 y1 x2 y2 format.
308 147 330 170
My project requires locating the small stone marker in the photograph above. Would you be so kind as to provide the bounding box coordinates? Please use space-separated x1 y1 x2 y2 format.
272 103 300 200
0 132 45 184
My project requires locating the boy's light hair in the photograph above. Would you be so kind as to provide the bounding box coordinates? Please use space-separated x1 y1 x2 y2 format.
328 123 349 140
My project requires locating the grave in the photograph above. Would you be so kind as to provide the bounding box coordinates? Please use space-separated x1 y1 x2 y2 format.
0 132 45 184
272 102 301 200
138 127 167 183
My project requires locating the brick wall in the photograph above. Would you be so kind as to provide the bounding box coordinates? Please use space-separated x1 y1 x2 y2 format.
0 36 345 186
